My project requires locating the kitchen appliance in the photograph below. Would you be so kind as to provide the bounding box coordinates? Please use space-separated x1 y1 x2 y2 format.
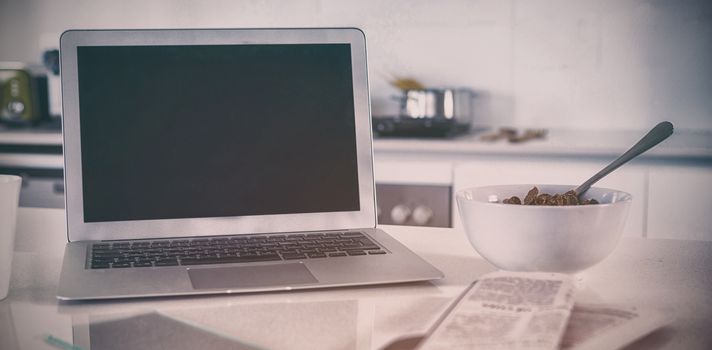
373 88 474 137
376 184 451 227
0 63 49 124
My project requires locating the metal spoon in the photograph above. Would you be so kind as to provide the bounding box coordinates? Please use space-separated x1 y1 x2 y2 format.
574 121 674 197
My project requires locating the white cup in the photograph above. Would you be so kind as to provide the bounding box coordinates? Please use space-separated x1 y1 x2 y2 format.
0 175 22 300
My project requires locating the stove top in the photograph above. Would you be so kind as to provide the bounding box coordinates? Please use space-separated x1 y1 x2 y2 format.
372 116 470 138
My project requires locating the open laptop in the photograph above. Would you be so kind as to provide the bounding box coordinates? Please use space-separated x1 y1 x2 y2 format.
56 28 443 300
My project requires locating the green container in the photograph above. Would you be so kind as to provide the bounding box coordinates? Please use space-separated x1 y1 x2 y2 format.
0 63 49 123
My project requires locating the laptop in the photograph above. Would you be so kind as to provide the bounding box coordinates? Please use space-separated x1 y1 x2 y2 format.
56 28 443 300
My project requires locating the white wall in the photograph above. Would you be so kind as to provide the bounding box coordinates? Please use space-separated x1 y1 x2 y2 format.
2 0 711 131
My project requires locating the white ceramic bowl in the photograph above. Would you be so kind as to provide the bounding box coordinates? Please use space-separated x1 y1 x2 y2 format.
456 184 632 274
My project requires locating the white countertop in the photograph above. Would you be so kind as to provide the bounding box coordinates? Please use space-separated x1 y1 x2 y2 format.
2 208 712 349
2 127 711 163
374 128 712 161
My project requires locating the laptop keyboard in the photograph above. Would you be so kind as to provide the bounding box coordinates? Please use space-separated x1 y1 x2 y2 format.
88 231 387 269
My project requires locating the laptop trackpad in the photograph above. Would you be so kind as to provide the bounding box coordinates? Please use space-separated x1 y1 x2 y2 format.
187 263 318 290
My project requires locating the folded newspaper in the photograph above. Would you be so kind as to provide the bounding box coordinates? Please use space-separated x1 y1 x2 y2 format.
414 271 669 350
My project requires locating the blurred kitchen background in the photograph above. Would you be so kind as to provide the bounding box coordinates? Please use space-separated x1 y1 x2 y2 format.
1 0 710 239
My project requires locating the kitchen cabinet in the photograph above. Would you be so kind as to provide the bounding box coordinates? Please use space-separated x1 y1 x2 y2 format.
647 164 712 241
380 156 712 241
0 128 64 208
373 158 452 186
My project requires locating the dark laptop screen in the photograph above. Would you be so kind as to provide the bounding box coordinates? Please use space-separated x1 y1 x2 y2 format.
77 44 360 223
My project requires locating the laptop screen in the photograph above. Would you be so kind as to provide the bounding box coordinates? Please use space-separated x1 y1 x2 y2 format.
76 44 360 223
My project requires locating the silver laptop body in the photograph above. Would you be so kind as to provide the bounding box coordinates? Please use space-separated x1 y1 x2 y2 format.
57 28 442 300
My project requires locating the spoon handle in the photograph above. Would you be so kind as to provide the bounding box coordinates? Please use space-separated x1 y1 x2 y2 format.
575 121 674 196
